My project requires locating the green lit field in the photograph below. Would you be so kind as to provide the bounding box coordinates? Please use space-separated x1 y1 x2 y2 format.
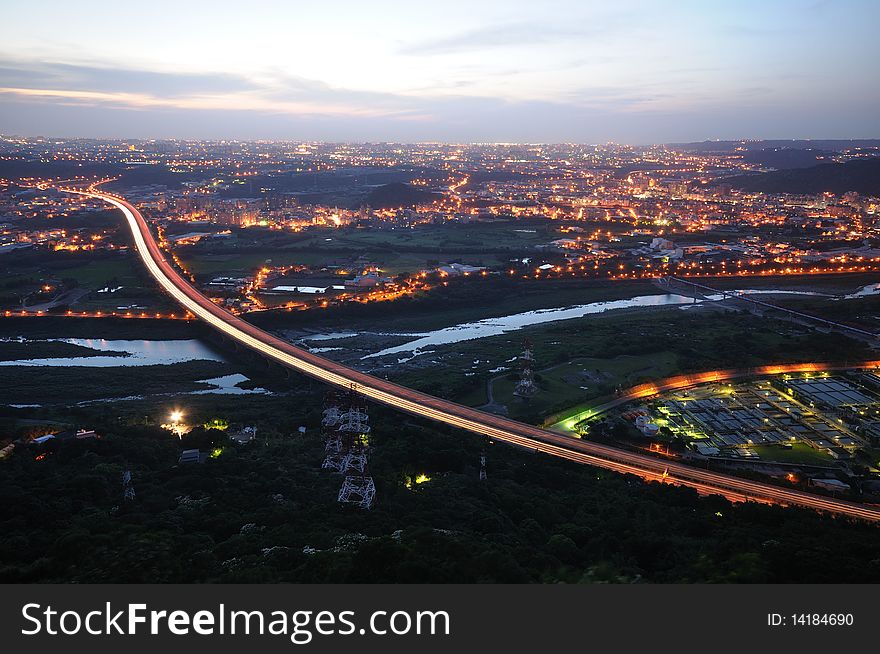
180 249 506 276
48 257 144 288
6 251 145 289
292 220 556 250
487 352 679 421
179 251 306 275
0 248 171 313
177 219 558 277
750 443 836 466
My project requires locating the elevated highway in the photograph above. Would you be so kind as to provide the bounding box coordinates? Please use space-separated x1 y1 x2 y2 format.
62 187 880 522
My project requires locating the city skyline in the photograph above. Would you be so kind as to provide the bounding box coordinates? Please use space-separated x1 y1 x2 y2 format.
1 0 878 142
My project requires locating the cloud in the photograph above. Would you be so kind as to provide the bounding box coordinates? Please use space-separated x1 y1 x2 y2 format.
0 53 743 136
0 52 773 131
398 22 602 56
0 58 258 97
3 86 877 144
3 39 870 144
0 55 426 119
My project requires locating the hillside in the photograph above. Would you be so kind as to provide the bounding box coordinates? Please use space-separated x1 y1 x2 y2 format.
741 148 831 170
672 139 880 153
723 158 880 195
355 182 441 209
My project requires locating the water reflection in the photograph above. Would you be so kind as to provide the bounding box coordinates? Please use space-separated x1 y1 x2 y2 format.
844 283 880 299
0 338 225 367
363 288 831 359
190 374 269 395
364 293 695 359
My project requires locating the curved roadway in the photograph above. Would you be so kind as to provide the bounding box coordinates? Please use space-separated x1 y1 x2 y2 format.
66 188 880 522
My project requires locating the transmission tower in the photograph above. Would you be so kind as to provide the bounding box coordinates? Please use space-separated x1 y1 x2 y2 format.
122 470 135 502
322 434 347 471
479 451 487 481
321 389 347 428
338 438 376 509
338 474 376 509
335 392 376 509
337 407 370 435
513 338 539 397
321 391 347 471
322 406 342 427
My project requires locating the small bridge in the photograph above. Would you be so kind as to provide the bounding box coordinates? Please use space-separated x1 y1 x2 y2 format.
660 276 879 341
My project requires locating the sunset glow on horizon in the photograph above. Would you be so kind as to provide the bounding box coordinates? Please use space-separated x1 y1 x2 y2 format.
1 0 878 142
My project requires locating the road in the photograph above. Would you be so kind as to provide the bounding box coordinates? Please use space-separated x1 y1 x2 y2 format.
64 187 880 522
22 287 91 313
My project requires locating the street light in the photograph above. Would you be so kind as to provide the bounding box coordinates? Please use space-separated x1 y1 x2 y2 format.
165 410 186 438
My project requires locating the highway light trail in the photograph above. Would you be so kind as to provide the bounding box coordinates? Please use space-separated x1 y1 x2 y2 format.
66 187 880 523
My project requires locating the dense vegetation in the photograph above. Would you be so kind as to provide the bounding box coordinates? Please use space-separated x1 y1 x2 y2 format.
356 182 441 209
3 393 880 584
2 273 879 584
0 360 239 405
0 339 127 362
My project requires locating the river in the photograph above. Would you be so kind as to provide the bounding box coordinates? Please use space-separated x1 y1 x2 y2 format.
292 288 830 361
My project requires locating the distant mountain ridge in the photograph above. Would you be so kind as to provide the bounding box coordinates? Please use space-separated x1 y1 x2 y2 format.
722 158 880 195
671 139 880 152
740 149 832 170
